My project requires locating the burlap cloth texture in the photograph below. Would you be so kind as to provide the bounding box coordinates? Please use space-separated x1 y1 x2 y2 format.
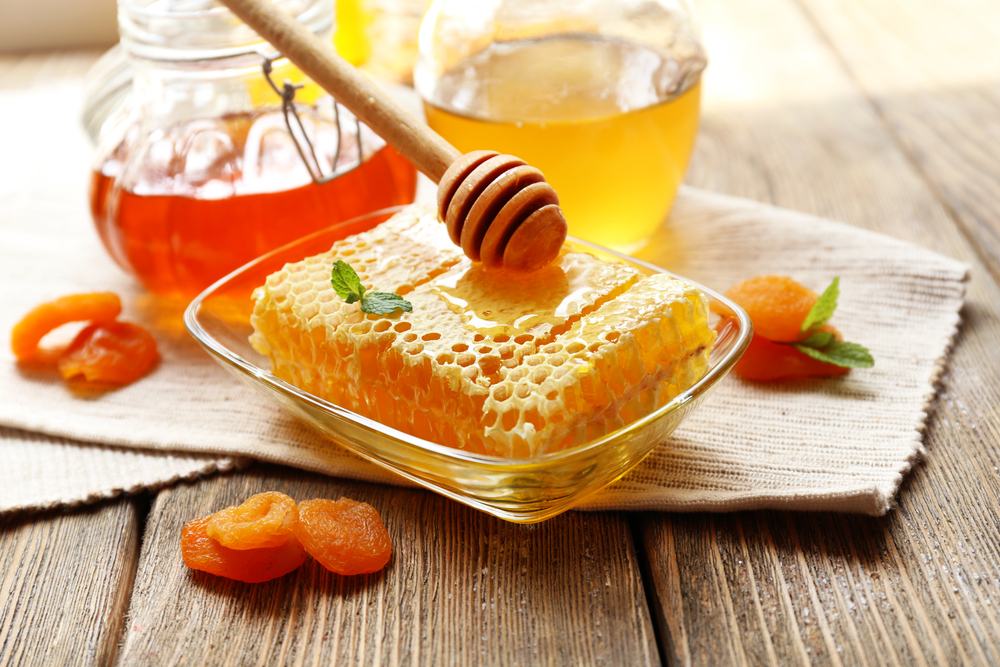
0 80 969 515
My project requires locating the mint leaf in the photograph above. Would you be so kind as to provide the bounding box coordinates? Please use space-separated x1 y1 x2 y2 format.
331 260 412 315
361 292 413 315
330 260 365 304
801 277 839 334
794 340 874 368
799 331 835 348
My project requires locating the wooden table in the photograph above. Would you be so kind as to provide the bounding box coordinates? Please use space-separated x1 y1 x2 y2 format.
3 0 1000 664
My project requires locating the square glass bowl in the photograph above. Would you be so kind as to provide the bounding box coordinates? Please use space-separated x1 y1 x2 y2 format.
184 207 751 523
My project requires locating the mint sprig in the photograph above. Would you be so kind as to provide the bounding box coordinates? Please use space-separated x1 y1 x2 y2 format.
800 277 839 334
798 330 835 348
794 340 875 368
362 292 413 315
330 260 412 315
330 260 365 304
781 277 873 369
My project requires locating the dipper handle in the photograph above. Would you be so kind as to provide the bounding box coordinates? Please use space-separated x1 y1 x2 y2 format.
219 0 567 272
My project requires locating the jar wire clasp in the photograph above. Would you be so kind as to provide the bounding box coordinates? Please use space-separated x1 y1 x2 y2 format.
261 56 364 184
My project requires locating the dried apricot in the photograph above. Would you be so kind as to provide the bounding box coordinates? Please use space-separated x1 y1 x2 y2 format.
57 320 158 384
181 515 307 583
725 276 817 342
733 326 851 381
726 275 872 380
295 498 392 575
11 292 121 364
207 492 299 550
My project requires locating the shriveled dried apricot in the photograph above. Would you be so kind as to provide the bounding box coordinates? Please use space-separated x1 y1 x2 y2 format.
725 276 817 342
181 515 307 583
11 292 121 363
726 275 871 380
57 320 158 384
733 327 851 381
295 498 392 575
207 492 299 550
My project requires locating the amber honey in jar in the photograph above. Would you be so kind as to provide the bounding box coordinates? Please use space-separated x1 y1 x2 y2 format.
416 0 706 251
90 106 415 299
85 0 416 299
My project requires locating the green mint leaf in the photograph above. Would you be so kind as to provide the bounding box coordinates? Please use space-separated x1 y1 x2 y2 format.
801 277 840 334
332 260 412 315
799 331 835 348
361 292 413 315
794 340 874 368
331 260 365 304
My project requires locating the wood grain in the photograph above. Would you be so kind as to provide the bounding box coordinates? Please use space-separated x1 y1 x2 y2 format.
118 467 660 666
636 0 1000 663
795 0 1000 283
0 500 143 667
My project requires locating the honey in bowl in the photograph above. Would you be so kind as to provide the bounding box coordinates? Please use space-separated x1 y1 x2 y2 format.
91 109 416 300
422 36 702 251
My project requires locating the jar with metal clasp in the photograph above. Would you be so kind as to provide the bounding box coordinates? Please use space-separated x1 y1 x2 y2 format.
85 0 417 299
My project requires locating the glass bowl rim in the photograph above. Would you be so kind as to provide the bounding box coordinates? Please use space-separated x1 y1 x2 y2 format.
183 205 752 468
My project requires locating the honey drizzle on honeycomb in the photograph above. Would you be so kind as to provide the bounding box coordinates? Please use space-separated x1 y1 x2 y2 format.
250 204 716 458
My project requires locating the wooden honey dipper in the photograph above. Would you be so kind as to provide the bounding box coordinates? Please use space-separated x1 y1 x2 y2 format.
218 0 568 273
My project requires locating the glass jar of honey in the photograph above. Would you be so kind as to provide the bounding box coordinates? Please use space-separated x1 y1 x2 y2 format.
415 0 705 252
86 0 417 299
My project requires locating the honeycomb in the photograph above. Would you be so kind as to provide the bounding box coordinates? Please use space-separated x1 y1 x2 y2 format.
250 204 716 458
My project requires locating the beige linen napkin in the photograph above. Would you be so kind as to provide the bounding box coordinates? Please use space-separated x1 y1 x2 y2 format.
0 427 242 513
0 79 968 515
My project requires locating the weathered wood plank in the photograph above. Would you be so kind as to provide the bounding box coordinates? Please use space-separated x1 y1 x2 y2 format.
0 500 143 667
637 0 1000 663
795 0 1000 282
118 467 659 666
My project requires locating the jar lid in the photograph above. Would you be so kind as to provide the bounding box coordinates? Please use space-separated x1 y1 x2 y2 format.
119 0 334 61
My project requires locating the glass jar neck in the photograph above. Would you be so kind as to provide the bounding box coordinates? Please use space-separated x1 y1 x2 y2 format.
118 0 333 65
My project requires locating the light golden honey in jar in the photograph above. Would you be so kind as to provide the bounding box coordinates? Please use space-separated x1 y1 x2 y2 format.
422 36 702 251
